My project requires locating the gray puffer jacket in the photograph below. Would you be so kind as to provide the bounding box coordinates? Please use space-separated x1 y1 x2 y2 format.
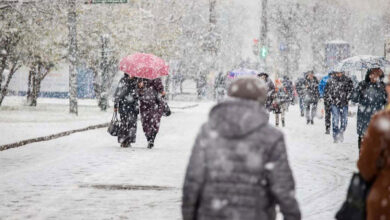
182 98 301 220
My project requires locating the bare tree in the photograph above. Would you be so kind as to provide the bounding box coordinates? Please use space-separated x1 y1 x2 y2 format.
68 0 78 115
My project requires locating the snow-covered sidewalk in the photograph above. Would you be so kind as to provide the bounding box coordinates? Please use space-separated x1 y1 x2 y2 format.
0 98 359 220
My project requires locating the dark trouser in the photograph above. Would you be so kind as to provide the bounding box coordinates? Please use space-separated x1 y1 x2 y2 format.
299 96 305 115
331 105 348 139
118 111 138 144
305 101 318 121
325 103 331 131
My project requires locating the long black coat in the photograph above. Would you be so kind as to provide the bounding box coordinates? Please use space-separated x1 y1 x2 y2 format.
114 74 139 114
324 75 354 107
351 79 387 136
114 74 139 143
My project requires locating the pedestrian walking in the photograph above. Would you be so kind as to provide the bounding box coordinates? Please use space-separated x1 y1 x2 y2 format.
138 78 166 149
304 71 320 124
295 76 306 117
357 81 390 220
182 76 301 220
113 74 139 148
324 71 354 143
272 79 289 127
258 72 275 110
351 68 387 150
283 75 294 105
214 71 227 102
319 72 334 134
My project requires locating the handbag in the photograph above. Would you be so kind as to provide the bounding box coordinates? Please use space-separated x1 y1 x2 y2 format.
162 100 171 117
156 95 171 117
336 144 386 220
335 172 371 220
107 112 121 136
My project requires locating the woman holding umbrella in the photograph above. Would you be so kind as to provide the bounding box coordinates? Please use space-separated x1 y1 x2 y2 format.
119 53 169 149
138 78 166 149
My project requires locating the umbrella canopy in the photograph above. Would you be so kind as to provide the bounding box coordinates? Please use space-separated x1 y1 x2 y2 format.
119 53 169 79
228 68 259 79
334 55 390 72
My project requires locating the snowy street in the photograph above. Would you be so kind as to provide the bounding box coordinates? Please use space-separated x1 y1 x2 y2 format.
0 98 359 220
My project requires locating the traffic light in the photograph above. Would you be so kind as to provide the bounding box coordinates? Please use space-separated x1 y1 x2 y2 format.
260 46 268 59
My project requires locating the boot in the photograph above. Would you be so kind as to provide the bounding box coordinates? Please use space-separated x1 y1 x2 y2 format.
310 120 314 125
147 141 154 149
282 120 285 127
306 120 310 125
325 126 330 134
121 140 130 148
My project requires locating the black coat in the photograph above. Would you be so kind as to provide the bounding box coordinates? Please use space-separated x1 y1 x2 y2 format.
295 77 306 97
283 78 294 100
114 74 139 115
304 77 320 103
351 80 387 136
324 75 354 107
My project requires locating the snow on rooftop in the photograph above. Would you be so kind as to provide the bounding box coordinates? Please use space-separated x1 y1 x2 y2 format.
325 40 349 45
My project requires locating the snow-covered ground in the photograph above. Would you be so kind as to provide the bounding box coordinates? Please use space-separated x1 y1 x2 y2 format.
0 97 359 220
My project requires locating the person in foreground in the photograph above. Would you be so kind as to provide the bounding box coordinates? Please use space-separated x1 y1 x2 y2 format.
357 81 390 220
182 76 301 220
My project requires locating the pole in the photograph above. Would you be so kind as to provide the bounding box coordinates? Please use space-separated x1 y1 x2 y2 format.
259 0 268 71
68 0 78 115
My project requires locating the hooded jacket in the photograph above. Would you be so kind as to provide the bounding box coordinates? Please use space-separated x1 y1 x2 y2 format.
182 98 301 220
351 72 387 136
324 74 354 107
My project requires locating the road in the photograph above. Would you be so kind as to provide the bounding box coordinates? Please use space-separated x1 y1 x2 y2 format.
0 102 359 220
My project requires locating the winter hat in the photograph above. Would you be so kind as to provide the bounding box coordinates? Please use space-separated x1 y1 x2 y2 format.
227 76 267 104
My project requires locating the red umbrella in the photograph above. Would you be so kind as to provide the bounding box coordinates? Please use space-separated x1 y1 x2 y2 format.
119 53 169 79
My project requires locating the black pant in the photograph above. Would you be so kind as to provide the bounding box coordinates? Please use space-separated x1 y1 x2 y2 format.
325 103 331 130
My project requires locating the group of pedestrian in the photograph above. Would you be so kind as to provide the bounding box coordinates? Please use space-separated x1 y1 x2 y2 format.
182 72 390 220
113 73 167 149
258 72 294 127
318 68 387 145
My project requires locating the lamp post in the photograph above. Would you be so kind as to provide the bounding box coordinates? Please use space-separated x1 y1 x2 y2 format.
259 0 268 70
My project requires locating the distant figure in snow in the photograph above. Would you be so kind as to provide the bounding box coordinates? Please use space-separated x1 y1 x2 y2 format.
319 71 335 134
304 71 320 125
182 76 301 220
282 75 294 106
137 78 166 149
295 75 306 117
258 72 275 110
114 74 139 148
272 78 289 127
324 71 353 143
351 68 387 150
357 81 390 220
214 71 227 102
